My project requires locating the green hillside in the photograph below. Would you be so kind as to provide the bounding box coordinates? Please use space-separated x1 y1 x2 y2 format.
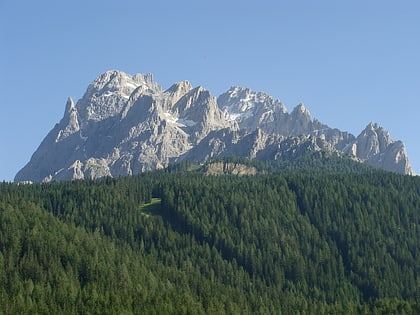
1 161 420 314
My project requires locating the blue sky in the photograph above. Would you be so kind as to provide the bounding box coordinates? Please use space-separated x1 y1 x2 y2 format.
1 0 419 181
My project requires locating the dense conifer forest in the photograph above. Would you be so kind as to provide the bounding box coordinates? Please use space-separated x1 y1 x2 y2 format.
1 156 420 314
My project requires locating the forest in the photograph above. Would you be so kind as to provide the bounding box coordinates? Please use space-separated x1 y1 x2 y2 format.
1 156 420 314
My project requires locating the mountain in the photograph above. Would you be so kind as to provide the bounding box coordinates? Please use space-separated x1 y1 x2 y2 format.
15 70 414 182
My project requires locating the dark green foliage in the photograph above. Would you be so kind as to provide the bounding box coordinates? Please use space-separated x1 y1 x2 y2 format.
1 161 420 314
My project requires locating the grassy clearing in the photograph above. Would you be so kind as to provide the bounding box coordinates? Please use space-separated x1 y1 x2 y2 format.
139 198 162 217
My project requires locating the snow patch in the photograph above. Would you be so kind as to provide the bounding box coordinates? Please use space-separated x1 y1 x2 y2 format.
163 112 197 127
223 108 254 122
178 118 197 127
103 91 116 97
163 112 177 124
125 81 140 89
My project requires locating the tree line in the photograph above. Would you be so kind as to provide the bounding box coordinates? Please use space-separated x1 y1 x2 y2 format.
0 158 419 314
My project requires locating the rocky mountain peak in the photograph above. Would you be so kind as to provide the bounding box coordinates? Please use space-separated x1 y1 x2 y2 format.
164 80 194 108
14 70 414 182
78 70 161 122
286 103 321 136
55 97 80 143
218 86 287 119
293 103 309 114
343 122 413 175
166 80 193 93
65 96 76 113
168 86 231 144
217 86 288 136
354 122 392 158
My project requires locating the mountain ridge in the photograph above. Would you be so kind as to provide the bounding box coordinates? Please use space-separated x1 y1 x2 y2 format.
15 70 414 182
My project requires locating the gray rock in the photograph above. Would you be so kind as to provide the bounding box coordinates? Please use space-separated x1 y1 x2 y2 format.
14 70 414 182
344 122 414 174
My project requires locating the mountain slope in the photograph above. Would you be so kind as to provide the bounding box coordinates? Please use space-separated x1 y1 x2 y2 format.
15 70 413 182
3 170 420 313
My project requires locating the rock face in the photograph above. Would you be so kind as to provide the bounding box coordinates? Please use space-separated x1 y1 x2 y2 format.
343 123 413 175
15 70 414 182
204 162 259 176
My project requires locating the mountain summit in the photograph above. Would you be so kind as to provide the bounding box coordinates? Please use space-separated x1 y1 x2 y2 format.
15 70 414 182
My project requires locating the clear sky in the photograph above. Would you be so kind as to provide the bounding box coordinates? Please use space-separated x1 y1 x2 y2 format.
1 0 419 181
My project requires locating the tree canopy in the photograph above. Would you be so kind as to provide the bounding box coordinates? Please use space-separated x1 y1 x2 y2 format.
1 158 420 314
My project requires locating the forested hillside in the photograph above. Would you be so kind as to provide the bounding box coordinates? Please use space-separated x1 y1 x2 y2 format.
1 160 420 314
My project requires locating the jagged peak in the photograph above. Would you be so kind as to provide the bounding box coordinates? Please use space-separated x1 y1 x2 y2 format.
167 85 216 119
163 80 195 107
93 69 131 85
218 86 287 125
184 86 211 101
166 80 193 94
88 70 160 95
226 86 251 95
290 103 312 121
360 122 391 139
65 97 76 113
15 71 416 182
221 86 277 103
96 69 152 82
347 121 413 174
75 70 162 122
367 121 377 129
193 85 206 93
293 103 308 113
364 121 381 132
134 72 154 85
